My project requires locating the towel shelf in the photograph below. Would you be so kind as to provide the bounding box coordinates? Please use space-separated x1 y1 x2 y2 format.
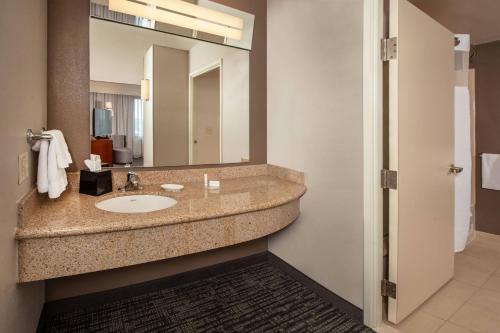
27 129 52 143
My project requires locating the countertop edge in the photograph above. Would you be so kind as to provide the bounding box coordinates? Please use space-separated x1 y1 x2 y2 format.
15 187 307 240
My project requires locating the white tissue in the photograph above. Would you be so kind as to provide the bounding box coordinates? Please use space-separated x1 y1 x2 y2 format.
85 155 102 172
84 159 95 171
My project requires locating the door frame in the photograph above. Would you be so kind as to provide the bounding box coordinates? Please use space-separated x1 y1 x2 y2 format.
362 0 384 329
188 58 224 164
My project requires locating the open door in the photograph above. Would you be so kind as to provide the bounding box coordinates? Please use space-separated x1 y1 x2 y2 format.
190 66 221 165
387 0 455 324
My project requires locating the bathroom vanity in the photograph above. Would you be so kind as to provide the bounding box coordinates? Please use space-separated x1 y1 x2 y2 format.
15 1 299 284
16 165 305 282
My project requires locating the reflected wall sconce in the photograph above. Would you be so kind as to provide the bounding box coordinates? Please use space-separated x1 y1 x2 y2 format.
105 101 114 116
141 79 150 101
108 0 244 40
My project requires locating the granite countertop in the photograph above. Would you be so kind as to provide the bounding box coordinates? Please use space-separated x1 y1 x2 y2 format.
16 175 306 240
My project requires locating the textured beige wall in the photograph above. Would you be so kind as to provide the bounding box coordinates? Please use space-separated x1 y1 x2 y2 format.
47 0 90 170
0 0 47 331
267 0 364 308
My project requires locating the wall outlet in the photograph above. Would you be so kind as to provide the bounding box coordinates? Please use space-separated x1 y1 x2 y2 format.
18 152 29 185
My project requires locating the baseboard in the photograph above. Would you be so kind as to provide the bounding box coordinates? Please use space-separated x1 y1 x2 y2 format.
267 252 364 322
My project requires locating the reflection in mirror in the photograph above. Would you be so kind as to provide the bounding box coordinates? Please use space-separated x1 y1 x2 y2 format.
90 0 255 50
89 16 250 168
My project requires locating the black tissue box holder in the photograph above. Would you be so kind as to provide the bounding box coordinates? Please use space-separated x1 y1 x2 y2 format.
79 170 112 196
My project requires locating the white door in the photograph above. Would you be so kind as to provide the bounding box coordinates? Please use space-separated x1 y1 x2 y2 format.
387 0 455 324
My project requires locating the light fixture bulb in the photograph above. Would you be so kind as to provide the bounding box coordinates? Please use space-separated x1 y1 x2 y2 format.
141 79 150 101
109 0 244 40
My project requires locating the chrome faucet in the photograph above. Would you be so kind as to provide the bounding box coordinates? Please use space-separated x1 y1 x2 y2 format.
119 171 143 192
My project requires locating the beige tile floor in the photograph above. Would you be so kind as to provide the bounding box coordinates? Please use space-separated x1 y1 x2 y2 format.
377 231 500 333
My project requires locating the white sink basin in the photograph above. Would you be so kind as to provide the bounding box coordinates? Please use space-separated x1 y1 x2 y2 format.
96 195 177 213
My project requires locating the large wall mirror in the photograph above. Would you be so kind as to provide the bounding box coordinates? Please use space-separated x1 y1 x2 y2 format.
89 0 253 168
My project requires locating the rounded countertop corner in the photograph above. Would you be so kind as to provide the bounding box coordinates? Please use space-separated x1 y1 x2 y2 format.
16 175 307 240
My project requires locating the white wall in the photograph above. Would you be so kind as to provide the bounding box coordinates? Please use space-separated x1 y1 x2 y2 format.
189 42 250 163
267 0 364 308
0 0 46 331
90 18 197 85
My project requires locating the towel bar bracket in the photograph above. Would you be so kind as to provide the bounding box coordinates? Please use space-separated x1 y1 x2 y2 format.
27 129 53 143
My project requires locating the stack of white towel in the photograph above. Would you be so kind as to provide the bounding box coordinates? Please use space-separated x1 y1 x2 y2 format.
482 153 500 191
32 130 72 199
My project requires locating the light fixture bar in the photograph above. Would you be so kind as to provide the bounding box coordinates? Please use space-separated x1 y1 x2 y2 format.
141 0 243 30
109 0 243 40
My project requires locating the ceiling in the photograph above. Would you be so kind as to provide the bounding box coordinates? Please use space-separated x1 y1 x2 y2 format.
409 0 500 45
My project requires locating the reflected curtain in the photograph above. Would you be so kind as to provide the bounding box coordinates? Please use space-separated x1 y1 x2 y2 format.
90 3 154 27
90 93 142 158
133 99 143 158
90 3 136 25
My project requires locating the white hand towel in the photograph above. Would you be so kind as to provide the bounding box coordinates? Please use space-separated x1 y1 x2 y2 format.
45 130 72 198
32 140 49 193
32 130 72 198
481 153 500 190
47 139 67 199
45 130 72 168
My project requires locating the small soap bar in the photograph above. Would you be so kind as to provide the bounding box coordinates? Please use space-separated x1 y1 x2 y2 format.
79 170 112 196
161 184 184 192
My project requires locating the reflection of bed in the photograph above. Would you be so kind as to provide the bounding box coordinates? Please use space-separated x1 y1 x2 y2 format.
111 135 133 164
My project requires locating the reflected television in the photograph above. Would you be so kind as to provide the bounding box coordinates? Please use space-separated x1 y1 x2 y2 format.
92 108 112 138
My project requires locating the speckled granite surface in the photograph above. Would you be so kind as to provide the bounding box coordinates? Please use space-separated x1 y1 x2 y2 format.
17 175 305 239
17 165 306 282
19 201 300 282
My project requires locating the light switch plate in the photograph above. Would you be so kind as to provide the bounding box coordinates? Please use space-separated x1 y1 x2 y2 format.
18 152 29 185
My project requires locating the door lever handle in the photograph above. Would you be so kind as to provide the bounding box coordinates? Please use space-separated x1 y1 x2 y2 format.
449 165 464 175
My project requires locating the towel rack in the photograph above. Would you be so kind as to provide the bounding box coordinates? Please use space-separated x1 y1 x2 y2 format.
27 129 52 143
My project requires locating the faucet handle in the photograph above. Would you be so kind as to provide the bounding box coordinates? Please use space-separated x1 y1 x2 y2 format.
127 171 138 181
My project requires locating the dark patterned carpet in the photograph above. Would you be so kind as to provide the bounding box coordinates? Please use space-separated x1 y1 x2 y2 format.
39 261 374 333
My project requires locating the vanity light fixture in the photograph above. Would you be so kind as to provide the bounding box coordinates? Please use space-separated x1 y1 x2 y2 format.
141 79 150 101
108 0 244 40
142 0 243 29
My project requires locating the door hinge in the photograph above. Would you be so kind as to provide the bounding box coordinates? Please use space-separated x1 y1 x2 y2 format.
381 279 397 299
381 169 398 190
381 37 398 61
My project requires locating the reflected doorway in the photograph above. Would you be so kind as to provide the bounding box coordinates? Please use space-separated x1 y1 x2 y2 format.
189 62 222 165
